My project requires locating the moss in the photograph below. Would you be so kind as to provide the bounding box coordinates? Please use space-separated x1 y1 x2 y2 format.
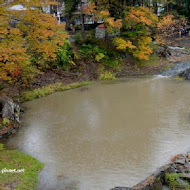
0 144 44 190
165 173 190 190
3 118 10 126
173 76 185 81
20 81 92 102
165 173 182 189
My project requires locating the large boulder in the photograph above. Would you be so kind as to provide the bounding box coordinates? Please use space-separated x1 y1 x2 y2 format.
165 46 188 62
0 95 21 139
166 46 186 57
0 95 20 122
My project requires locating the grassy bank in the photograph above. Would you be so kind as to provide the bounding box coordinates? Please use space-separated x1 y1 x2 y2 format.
0 144 44 190
20 81 92 102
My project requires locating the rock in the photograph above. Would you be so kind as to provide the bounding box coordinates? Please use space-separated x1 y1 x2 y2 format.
179 68 190 80
154 45 165 56
165 46 187 62
180 173 190 182
162 185 170 190
176 178 189 187
0 95 20 122
166 46 185 57
0 95 21 140
173 154 186 165
186 153 190 161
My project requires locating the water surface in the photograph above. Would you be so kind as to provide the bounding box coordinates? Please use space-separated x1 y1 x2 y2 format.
7 77 190 190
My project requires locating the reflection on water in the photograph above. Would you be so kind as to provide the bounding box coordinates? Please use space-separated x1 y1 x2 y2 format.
6 78 190 190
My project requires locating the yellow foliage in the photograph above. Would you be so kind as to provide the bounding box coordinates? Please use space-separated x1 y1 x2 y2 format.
0 0 68 83
121 7 157 60
114 37 136 51
133 37 153 60
99 10 110 19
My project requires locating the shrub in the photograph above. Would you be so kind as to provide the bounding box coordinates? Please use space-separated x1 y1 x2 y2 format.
74 32 83 45
74 30 97 45
99 71 116 80
55 40 76 71
3 118 10 126
102 58 121 71
95 53 105 62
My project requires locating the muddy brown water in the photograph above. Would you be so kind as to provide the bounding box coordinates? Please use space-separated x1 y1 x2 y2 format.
6 77 190 190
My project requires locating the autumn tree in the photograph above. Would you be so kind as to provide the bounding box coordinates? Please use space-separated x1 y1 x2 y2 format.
17 9 68 67
0 0 31 84
155 14 188 44
0 0 69 84
114 7 158 60
97 10 122 33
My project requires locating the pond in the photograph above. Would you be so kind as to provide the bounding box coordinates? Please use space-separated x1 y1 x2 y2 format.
6 77 190 190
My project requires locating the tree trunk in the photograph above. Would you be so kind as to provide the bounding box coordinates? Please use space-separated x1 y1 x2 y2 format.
166 0 169 12
65 14 70 30
79 0 85 34
153 1 158 15
176 0 182 12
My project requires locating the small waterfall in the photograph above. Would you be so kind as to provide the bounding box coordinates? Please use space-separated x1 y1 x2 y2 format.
159 61 190 77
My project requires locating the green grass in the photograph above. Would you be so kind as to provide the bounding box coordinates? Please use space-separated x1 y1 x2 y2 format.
20 81 92 102
0 144 44 190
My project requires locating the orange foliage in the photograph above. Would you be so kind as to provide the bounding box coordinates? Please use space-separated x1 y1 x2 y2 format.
125 7 158 27
98 10 122 33
18 10 68 65
0 0 68 83
113 7 157 60
82 1 96 15
157 14 187 32
157 14 176 31
133 37 153 60
156 14 188 44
